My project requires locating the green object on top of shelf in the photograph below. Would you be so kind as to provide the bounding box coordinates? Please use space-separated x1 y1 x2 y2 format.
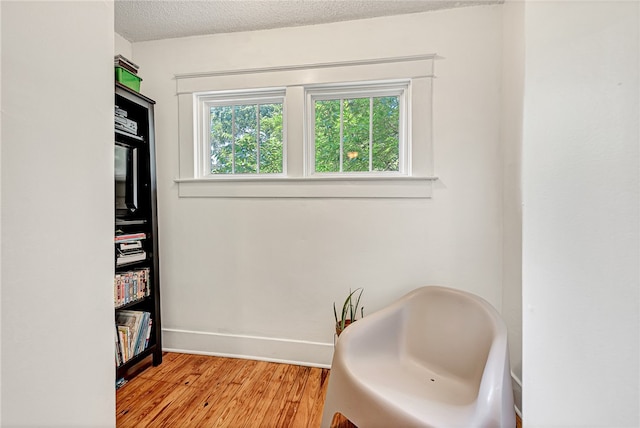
115 66 141 92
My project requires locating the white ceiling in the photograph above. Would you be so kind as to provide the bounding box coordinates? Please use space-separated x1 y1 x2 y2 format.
115 0 500 43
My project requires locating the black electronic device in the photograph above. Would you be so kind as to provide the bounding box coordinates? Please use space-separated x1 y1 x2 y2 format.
115 142 139 215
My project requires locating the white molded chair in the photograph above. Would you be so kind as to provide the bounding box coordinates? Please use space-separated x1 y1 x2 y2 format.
321 286 515 428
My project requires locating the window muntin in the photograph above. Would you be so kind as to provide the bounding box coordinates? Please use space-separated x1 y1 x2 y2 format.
197 91 285 177
307 83 408 176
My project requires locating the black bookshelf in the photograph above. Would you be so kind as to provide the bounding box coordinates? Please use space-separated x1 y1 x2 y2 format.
114 82 162 383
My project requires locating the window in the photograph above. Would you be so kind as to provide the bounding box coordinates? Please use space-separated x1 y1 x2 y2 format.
195 90 285 177
177 55 437 198
306 83 408 176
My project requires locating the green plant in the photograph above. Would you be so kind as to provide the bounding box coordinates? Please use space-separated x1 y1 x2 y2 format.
333 288 364 335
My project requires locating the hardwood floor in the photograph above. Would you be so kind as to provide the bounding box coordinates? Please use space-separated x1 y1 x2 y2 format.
117 352 520 428
116 352 353 428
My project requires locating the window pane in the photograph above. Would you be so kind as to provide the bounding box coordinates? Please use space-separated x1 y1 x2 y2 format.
372 96 400 172
234 104 258 173
210 101 283 175
313 92 401 175
258 103 283 173
314 100 341 172
210 105 233 174
342 97 370 172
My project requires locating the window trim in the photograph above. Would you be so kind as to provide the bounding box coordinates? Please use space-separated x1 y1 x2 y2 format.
176 55 438 198
173 175 438 198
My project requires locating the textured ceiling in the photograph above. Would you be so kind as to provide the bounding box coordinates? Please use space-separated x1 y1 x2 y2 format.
115 0 500 42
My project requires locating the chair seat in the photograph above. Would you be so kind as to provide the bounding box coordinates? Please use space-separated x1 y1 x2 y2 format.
355 358 480 405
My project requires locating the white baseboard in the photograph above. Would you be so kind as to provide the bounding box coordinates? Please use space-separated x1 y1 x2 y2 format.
162 328 333 368
511 371 523 418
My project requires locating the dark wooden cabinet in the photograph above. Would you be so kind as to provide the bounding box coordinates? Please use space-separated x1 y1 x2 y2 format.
114 82 162 382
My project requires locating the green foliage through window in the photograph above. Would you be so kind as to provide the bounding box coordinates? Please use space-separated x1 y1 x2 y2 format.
209 102 283 174
314 95 400 173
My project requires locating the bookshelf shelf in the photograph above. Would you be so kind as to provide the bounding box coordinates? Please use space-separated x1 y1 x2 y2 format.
115 294 152 310
116 345 158 382
115 128 144 142
116 218 147 226
115 258 149 270
114 82 162 384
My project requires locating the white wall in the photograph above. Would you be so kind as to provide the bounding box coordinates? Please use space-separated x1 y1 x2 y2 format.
522 1 639 426
501 0 525 415
132 5 506 366
1 2 115 426
115 32 133 60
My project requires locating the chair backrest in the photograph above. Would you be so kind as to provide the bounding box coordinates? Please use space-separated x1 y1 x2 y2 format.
402 287 499 389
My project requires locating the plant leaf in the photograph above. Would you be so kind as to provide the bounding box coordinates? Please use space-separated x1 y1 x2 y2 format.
352 288 363 320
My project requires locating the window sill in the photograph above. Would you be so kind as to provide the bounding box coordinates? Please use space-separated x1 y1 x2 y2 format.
174 176 438 198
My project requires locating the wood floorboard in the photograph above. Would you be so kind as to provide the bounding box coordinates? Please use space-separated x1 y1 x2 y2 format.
222 361 279 427
137 383 194 427
119 380 188 427
210 360 266 427
239 363 290 428
191 360 260 427
117 351 520 428
257 364 304 428
189 357 245 391
137 352 183 381
273 366 312 427
116 378 161 422
290 367 330 428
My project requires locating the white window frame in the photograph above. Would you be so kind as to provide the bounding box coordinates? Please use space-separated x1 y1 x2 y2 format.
195 89 286 178
175 55 437 198
305 81 409 178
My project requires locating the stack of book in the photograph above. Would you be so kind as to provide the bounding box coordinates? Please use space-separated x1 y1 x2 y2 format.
115 232 146 266
115 268 151 308
115 54 139 75
115 310 152 366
